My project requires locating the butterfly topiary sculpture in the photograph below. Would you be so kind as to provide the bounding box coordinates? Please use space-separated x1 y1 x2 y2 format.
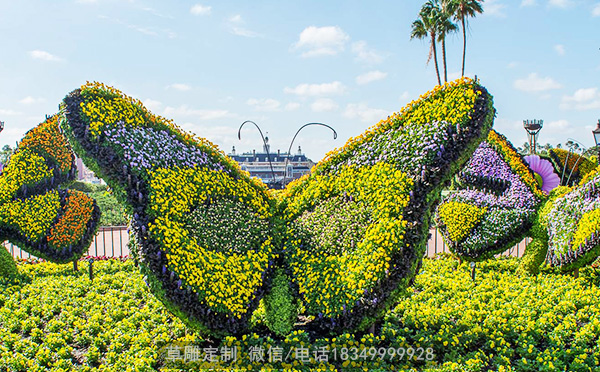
3 77 496 337
435 129 600 275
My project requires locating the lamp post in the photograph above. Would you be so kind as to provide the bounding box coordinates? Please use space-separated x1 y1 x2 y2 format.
593 119 600 165
523 119 543 155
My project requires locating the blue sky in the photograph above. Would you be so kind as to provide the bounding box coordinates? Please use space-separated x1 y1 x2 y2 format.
1 0 599 162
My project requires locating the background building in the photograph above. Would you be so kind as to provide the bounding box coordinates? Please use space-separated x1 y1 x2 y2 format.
228 138 315 189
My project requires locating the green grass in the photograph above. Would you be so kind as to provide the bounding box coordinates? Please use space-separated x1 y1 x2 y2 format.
1 256 599 371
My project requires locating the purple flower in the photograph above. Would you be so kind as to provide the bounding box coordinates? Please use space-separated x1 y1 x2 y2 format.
524 155 560 193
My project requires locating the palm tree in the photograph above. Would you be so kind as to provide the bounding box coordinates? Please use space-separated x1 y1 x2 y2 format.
444 0 484 77
435 10 458 82
411 1 442 85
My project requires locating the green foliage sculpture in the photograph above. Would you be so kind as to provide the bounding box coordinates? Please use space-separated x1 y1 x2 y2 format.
435 129 600 274
58 77 495 336
0 116 101 277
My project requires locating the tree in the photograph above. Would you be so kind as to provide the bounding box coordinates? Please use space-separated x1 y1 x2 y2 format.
435 7 458 82
444 0 484 77
411 1 443 85
0 144 14 165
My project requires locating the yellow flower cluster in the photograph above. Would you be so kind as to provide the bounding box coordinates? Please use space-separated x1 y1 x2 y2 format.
147 166 274 317
80 96 146 136
571 209 600 250
0 191 61 241
286 163 413 316
0 150 52 205
487 130 545 199
311 77 480 179
437 201 487 242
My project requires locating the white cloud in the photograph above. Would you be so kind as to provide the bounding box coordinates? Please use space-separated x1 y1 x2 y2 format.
343 103 390 123
143 99 163 112
29 50 62 62
190 4 211 16
483 0 507 17
593 3 600 16
247 98 281 112
356 70 387 85
227 14 261 38
554 44 566 55
520 0 537 6
311 98 339 112
285 102 301 111
560 87 600 110
163 105 233 120
284 81 346 97
351 41 384 64
514 73 562 92
19 96 45 105
167 83 192 91
549 0 573 8
507 61 518 68
292 26 349 57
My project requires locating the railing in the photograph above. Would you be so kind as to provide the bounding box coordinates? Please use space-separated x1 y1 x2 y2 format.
4 226 130 260
4 226 528 261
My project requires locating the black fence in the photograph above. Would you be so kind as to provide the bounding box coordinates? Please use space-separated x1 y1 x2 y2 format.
4 226 529 261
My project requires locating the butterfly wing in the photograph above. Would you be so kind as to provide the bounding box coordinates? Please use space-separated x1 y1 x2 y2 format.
61 83 278 335
546 168 600 271
435 130 545 261
281 78 496 334
0 115 100 264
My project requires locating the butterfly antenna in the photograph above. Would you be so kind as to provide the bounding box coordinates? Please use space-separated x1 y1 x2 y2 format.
283 123 337 186
238 120 277 186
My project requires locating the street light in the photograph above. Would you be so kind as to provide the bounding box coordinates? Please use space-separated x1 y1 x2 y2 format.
0 121 4 133
593 119 600 164
523 119 543 155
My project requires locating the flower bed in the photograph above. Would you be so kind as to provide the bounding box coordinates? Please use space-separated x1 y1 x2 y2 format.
1 258 600 371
